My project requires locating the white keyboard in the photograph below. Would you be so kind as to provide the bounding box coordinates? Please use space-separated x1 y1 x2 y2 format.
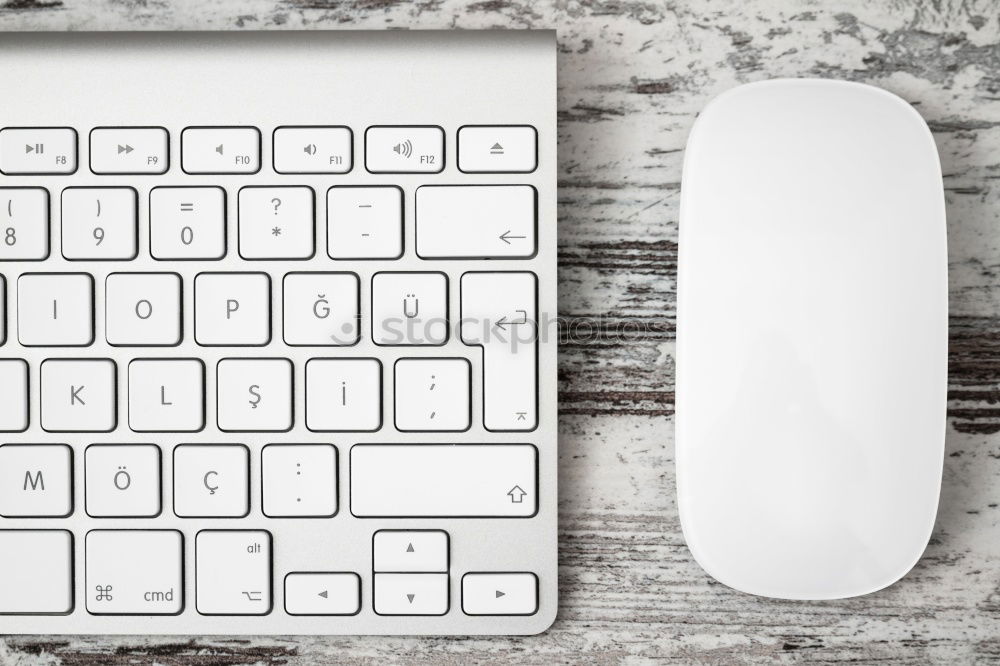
0 31 557 635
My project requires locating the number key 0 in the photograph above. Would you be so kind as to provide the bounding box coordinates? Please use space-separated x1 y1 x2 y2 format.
150 186 227 260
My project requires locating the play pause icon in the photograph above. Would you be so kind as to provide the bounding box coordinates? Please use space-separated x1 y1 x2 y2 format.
24 143 44 154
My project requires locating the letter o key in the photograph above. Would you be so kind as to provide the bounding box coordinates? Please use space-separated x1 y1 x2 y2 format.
135 299 153 320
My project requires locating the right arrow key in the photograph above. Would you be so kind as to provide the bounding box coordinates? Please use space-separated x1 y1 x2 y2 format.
462 573 539 616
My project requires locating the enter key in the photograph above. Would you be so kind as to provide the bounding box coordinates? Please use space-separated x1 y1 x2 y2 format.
460 271 538 431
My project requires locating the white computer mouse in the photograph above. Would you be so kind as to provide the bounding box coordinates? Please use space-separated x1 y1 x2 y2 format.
675 79 947 600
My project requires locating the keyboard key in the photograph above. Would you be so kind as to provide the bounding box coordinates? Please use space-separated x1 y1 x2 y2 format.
462 573 538 616
0 276 5 343
284 573 360 616
374 573 448 616
351 444 537 517
327 186 403 259
374 530 449 572
61 187 138 260
261 444 337 517
150 186 227 260
0 444 73 517
196 530 272 615
85 444 161 518
394 358 470 431
40 358 117 432
365 126 444 174
105 272 182 346
128 359 205 432
90 127 169 174
305 358 381 432
461 272 537 431
182 126 261 174
238 186 315 259
194 272 271 346
173 444 249 518
217 358 293 432
0 359 28 432
371 272 448 346
18 273 94 346
273 126 352 174
86 530 183 615
282 272 359 346
0 127 77 175
458 125 538 173
416 185 536 259
0 187 49 260
0 530 73 614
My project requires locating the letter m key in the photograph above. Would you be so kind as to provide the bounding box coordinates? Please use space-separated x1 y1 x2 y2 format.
23 470 45 491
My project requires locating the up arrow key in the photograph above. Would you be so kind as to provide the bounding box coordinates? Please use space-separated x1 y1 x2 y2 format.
373 531 448 572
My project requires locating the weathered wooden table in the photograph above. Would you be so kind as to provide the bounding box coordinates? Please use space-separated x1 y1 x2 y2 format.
2 1 999 663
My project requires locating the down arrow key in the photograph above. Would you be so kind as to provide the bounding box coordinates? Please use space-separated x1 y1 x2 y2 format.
374 573 448 615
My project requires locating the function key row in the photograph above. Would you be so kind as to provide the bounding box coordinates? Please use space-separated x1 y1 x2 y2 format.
0 125 538 176
0 528 538 617
0 184 536 260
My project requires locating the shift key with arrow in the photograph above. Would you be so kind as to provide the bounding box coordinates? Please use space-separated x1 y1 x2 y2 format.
416 184 536 258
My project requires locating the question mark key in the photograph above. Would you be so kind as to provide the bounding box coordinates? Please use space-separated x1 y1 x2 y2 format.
237 186 315 259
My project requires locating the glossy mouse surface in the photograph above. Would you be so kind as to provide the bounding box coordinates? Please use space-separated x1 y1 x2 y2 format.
675 79 947 600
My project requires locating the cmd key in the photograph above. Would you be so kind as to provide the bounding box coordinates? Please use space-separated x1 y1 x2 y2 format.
86 530 183 614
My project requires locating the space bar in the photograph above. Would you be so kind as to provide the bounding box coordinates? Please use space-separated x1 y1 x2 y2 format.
350 444 537 517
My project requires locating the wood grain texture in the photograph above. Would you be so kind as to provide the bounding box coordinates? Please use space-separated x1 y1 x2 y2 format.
2 0 1000 663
